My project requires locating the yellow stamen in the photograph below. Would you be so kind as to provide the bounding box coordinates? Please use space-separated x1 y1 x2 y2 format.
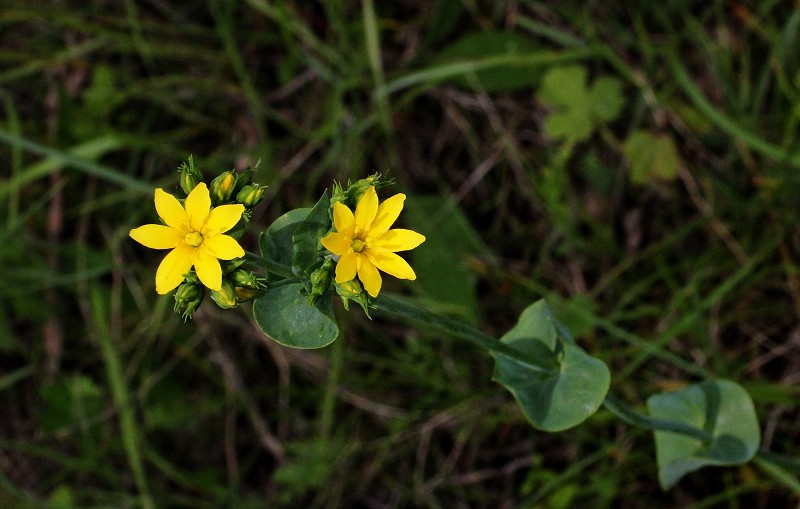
185 231 203 247
351 238 366 252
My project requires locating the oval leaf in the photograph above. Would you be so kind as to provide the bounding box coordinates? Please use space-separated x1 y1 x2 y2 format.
259 208 311 276
492 300 610 431
292 191 331 275
253 283 338 349
647 379 761 490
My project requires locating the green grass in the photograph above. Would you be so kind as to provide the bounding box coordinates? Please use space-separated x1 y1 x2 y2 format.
1 0 799 507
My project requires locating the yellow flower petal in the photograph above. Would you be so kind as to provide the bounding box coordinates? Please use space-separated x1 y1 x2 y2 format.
155 244 194 294
193 248 223 291
154 189 189 232
202 234 244 260
320 231 353 256
203 204 244 237
367 250 416 280
129 224 183 250
358 258 382 297
332 201 355 236
185 182 211 232
374 229 425 252
369 193 405 236
335 251 358 284
354 186 378 234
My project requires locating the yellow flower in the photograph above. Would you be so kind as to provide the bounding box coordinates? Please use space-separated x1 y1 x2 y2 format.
321 186 425 297
130 183 245 294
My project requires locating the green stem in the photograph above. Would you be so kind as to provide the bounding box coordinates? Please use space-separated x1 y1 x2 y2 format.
374 294 558 375
244 251 296 280
602 393 713 442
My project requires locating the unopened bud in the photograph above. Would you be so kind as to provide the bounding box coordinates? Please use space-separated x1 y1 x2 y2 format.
178 156 203 195
348 179 374 204
210 170 237 204
229 269 267 290
235 286 263 302
221 258 246 275
210 279 239 309
174 281 203 321
334 279 372 317
235 184 267 209
307 258 334 304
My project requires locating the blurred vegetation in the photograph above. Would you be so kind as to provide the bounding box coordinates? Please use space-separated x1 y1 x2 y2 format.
2 0 800 507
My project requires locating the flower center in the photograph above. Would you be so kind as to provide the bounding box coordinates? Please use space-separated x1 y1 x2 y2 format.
351 238 366 253
185 231 204 247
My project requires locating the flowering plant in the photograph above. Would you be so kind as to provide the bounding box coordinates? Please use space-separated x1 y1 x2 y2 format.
129 159 799 491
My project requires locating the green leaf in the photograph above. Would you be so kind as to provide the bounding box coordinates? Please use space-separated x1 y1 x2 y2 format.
259 208 311 278
544 106 592 142
435 31 544 92
539 65 587 107
292 191 331 276
492 300 610 431
539 66 624 142
588 76 624 122
624 130 681 184
253 283 338 349
405 195 485 322
647 379 761 490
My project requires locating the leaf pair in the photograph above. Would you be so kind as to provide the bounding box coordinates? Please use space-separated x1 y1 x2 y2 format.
492 300 610 431
253 193 339 349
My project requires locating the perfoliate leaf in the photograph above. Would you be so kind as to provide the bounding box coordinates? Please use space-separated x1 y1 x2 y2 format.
647 379 761 490
259 208 310 279
292 191 331 276
253 283 338 349
492 300 610 431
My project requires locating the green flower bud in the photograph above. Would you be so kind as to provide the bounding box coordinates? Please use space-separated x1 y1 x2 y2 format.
229 269 267 290
306 258 334 304
210 170 237 204
235 184 267 209
235 286 264 302
334 279 372 317
347 178 374 204
221 258 246 275
210 279 239 309
174 281 203 321
178 156 203 195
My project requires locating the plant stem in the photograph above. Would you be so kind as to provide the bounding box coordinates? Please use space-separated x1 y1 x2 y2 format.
374 294 558 375
602 393 713 442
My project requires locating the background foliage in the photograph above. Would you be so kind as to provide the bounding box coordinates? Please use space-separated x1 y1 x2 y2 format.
2 1 800 507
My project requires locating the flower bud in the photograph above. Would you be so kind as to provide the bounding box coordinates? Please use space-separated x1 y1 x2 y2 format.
229 269 267 290
174 281 203 321
210 279 239 309
235 184 267 209
334 279 372 317
347 179 374 204
178 156 203 195
306 258 334 304
210 170 237 205
220 258 246 275
329 182 347 220
235 286 263 302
